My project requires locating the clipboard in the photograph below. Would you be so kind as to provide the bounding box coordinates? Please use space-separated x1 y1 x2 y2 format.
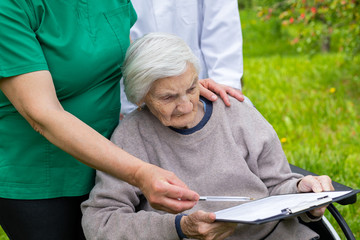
214 190 359 224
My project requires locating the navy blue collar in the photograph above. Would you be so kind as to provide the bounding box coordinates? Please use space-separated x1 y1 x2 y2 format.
169 96 213 135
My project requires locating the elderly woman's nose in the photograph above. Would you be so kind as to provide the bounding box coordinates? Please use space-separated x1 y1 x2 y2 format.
177 96 193 113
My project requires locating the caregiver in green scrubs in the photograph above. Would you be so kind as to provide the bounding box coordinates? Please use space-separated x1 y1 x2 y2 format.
0 1 203 239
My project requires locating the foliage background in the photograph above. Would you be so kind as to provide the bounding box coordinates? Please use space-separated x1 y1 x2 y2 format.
240 2 359 239
247 0 360 56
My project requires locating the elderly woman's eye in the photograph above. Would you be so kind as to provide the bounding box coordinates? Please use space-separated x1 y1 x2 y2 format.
162 95 174 101
187 86 196 93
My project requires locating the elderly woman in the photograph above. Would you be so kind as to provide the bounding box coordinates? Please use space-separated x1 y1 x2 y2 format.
81 33 333 240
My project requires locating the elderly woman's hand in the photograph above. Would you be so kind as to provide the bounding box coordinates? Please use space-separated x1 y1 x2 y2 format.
181 211 237 240
199 78 244 107
134 163 199 214
297 175 335 217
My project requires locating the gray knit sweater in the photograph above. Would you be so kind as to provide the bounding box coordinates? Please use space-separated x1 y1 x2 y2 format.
81 97 318 240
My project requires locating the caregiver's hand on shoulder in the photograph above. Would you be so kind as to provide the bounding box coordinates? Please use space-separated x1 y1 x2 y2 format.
134 163 199 214
181 211 237 240
199 78 244 107
298 175 335 217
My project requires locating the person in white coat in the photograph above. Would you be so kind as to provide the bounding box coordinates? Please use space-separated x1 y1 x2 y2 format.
121 0 245 115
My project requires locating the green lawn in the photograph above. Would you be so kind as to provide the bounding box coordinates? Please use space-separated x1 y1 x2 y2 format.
241 9 360 239
0 227 7 240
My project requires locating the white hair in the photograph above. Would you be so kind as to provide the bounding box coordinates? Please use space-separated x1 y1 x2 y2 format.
122 33 200 104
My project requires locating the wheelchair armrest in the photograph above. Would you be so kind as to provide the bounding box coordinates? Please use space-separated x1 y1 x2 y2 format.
289 164 357 205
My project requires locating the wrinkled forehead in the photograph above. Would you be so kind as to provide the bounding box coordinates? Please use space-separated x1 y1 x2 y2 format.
149 64 199 94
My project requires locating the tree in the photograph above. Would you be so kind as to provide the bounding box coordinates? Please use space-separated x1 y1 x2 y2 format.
257 0 360 56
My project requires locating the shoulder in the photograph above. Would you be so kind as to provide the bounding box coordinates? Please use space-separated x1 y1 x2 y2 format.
213 96 277 138
110 108 156 145
110 109 159 163
213 96 263 122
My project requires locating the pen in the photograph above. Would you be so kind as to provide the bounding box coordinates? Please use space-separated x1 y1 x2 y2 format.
199 196 254 202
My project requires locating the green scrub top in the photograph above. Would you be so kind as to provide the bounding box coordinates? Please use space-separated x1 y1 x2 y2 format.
0 0 137 199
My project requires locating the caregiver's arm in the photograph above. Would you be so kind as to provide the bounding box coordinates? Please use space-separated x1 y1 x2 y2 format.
0 70 198 213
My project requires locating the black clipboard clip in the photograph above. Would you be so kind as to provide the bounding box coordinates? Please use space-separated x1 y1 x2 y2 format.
281 195 332 215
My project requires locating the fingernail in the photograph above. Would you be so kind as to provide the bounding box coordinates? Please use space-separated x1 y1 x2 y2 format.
211 95 217 100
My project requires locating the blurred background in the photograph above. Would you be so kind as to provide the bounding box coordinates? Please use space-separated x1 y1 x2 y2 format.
1 0 359 239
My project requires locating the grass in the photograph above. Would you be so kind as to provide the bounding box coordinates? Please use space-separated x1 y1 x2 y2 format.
241 8 360 239
0 227 7 240
1 7 359 240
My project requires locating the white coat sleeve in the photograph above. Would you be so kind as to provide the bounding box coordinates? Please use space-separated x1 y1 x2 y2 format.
201 0 243 90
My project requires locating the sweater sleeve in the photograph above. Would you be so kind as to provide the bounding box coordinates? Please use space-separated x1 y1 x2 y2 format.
238 104 303 195
257 129 303 195
81 120 179 240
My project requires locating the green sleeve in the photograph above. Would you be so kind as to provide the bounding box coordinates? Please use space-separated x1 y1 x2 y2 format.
0 0 48 79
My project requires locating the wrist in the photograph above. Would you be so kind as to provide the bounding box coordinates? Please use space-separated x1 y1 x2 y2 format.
129 157 150 188
296 178 304 192
175 214 188 239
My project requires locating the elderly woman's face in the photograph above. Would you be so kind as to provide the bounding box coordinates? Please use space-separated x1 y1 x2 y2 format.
144 64 201 129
